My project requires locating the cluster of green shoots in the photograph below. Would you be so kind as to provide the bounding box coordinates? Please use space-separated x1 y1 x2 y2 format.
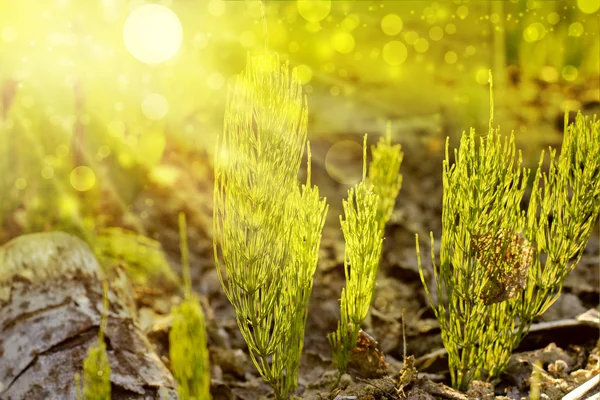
213 53 328 400
328 127 403 376
417 73 600 391
213 52 407 398
76 281 111 400
169 212 211 400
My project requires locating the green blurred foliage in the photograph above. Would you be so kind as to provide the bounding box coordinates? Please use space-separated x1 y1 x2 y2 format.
93 227 179 288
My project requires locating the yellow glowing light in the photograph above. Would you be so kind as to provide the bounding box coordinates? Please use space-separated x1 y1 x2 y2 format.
382 41 408 66
108 120 126 138
2 26 18 43
445 23 456 34
15 177 27 190
331 31 355 54
240 31 257 48
547 12 561 25
562 65 578 81
414 38 429 53
136 130 166 167
429 26 444 41
325 140 363 185
476 68 489 84
404 31 419 45
97 145 111 159
150 165 181 187
577 0 600 14
466 45 476 55
59 195 79 217
289 41 301 52
207 72 225 90
445 51 458 64
295 64 313 84
70 166 96 192
539 66 559 83
342 14 360 31
523 22 546 42
381 14 403 36
141 93 169 121
41 166 54 179
123 4 183 64
305 22 323 33
56 144 69 157
208 0 226 16
568 22 584 37
297 0 331 23
457 5 469 19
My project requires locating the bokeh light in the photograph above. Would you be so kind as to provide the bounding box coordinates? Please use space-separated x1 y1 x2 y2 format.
123 4 183 64
429 26 444 41
381 14 403 36
15 178 27 190
141 93 169 121
325 140 363 185
568 22 584 37
547 12 561 25
457 5 469 20
562 65 579 81
297 0 331 23
445 51 458 64
414 38 429 53
342 14 360 31
208 0 226 17
70 166 96 192
331 31 355 54
577 0 600 14
382 41 408 66
2 26 18 43
295 64 313 84
523 22 546 42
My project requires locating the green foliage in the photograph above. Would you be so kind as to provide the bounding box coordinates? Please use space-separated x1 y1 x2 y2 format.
169 212 211 400
417 74 600 391
328 135 383 375
76 281 111 400
213 53 327 399
522 111 600 319
93 227 178 287
368 122 404 233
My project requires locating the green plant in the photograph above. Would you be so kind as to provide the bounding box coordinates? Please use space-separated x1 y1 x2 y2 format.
416 74 600 390
169 212 211 400
76 281 111 400
213 53 327 399
368 122 404 233
328 135 384 376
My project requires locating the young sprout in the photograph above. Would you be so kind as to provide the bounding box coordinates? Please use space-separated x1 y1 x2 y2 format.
169 212 211 400
328 135 383 378
369 122 404 233
76 281 111 400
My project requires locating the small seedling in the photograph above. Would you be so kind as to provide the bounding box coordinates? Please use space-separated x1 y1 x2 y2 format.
76 281 111 400
169 212 211 400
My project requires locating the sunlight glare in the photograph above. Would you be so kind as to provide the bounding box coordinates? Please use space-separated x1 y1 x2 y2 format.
123 4 183 64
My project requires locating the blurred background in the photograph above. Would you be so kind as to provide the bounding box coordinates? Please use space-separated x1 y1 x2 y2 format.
0 0 598 249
